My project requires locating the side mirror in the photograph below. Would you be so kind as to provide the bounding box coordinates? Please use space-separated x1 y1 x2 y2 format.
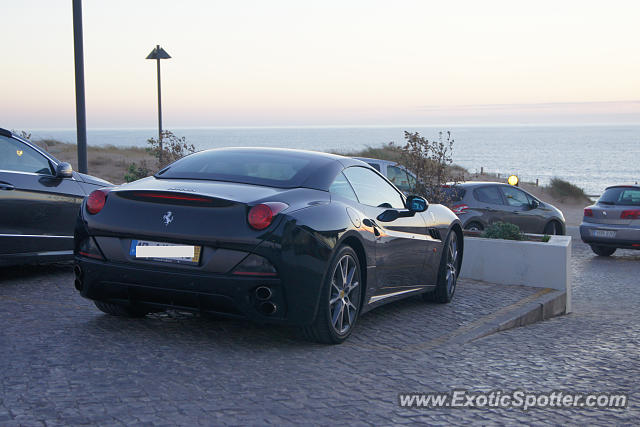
377 209 400 222
530 199 540 209
406 195 428 212
56 162 73 178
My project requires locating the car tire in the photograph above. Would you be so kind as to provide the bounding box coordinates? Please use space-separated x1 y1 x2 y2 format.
302 246 362 345
423 230 460 304
94 301 149 318
544 221 562 235
464 221 484 232
590 245 616 257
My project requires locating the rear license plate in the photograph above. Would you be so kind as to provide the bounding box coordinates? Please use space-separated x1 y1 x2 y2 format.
129 240 201 265
592 229 616 238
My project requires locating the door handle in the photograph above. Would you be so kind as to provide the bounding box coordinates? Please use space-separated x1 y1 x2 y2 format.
0 183 15 191
513 211 520 214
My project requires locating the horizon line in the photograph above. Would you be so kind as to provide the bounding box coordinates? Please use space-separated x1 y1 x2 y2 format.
23 122 640 132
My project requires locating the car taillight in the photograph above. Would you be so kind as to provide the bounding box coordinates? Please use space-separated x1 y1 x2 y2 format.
247 202 288 230
452 204 469 215
621 209 640 219
86 188 111 214
584 208 593 217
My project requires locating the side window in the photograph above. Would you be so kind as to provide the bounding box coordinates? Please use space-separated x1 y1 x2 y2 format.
387 165 414 193
343 166 405 209
329 172 359 202
500 186 530 207
473 186 504 205
366 162 381 172
0 136 53 175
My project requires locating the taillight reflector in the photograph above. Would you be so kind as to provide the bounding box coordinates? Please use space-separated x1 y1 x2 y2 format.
247 202 288 230
452 204 469 215
621 209 640 219
584 208 593 217
86 188 111 214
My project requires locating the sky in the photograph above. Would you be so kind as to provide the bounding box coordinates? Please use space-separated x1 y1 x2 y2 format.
2 0 640 128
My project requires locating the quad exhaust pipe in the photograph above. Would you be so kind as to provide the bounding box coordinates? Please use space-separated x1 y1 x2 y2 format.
254 286 277 315
255 286 272 301
259 301 277 315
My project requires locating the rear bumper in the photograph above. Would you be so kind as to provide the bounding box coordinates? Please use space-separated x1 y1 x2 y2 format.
579 222 640 249
75 256 320 325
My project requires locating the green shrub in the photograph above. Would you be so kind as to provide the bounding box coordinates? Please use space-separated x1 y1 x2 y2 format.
482 222 525 241
541 235 551 242
124 161 151 183
147 130 196 169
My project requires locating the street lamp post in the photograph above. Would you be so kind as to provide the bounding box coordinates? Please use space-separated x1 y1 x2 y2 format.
72 0 88 173
146 45 171 165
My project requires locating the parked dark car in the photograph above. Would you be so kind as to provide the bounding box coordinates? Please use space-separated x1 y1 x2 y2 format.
74 147 463 344
580 185 640 256
0 128 112 265
442 182 566 235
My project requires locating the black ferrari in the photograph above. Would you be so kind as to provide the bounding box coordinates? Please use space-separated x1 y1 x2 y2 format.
74 147 463 343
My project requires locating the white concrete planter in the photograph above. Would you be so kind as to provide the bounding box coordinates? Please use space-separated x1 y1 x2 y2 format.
460 235 572 313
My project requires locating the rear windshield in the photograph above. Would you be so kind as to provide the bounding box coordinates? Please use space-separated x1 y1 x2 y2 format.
599 187 640 206
156 149 313 188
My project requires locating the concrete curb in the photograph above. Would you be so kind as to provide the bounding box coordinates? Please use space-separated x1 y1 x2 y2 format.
446 288 566 346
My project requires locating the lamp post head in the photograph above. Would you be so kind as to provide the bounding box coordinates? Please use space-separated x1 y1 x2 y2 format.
146 45 171 60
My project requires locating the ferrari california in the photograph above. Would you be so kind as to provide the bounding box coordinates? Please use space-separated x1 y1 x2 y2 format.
74 148 463 344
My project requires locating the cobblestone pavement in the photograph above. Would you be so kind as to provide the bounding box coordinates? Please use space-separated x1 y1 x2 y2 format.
1 227 638 425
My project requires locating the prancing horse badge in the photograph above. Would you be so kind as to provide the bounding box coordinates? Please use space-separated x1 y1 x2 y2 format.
162 211 174 226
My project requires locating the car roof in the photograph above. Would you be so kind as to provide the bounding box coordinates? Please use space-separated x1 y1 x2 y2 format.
448 181 510 188
156 147 381 191
196 147 367 168
604 184 640 190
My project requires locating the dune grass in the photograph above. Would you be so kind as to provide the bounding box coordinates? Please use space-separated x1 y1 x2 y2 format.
547 178 590 201
32 139 155 184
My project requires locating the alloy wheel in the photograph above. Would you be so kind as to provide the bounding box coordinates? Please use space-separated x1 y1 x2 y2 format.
329 254 361 335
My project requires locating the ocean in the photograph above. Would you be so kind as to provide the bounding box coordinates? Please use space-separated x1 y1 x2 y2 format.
28 125 639 196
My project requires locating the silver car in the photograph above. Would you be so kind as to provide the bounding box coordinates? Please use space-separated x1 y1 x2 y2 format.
354 157 416 194
580 185 640 256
